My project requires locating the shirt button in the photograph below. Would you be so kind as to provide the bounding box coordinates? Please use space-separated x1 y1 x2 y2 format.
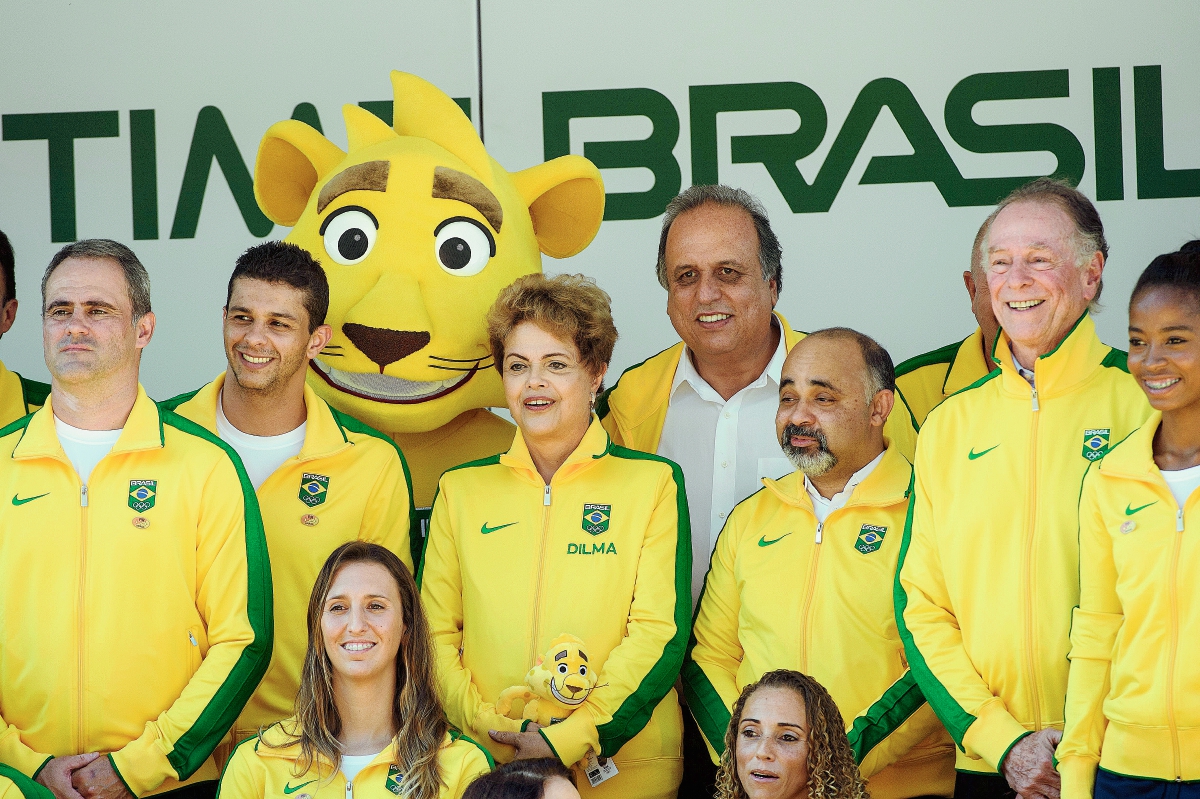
718 511 727 518
721 461 728 468
723 411 730 419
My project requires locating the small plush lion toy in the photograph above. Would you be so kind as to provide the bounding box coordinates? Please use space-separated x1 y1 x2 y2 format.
496 634 598 727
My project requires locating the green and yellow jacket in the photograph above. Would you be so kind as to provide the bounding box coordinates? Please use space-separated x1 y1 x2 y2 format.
0 360 49 428
896 314 1150 775
892 329 993 460
418 418 690 786
684 444 954 799
1058 412 1200 793
163 374 413 741
0 388 271 796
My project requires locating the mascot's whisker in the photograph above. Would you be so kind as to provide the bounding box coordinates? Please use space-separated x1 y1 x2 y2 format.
429 355 490 363
318 349 344 357
430 361 493 373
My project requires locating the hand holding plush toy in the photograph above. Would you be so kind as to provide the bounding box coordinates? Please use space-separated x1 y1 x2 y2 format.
496 634 598 727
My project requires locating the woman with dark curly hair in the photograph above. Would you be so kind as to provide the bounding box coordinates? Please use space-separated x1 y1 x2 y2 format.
716 671 868 799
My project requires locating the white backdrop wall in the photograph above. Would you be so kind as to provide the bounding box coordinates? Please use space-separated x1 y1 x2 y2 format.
1 0 1198 399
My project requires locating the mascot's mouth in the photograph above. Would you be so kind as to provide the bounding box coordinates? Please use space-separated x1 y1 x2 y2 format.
549 678 590 706
311 358 478 404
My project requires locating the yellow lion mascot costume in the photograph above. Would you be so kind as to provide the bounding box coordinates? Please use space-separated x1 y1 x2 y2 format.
496 634 599 730
253 71 604 511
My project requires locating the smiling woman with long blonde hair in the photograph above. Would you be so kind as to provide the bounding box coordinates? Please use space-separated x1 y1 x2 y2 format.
218 542 492 799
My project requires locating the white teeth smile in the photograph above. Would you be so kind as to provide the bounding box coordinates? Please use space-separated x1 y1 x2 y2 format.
1146 378 1180 390
342 642 374 652
1008 300 1043 310
698 313 731 323
312 359 473 403
526 400 551 407
242 354 271 364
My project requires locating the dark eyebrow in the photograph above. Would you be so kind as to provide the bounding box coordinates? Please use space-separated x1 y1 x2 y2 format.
779 377 795 389
228 304 299 322
740 718 804 730
432 166 503 232
808 378 840 392
45 299 119 311
317 160 390 214
555 650 568 661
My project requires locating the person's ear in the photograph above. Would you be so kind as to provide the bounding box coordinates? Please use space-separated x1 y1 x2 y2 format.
870 388 895 429
135 311 156 350
591 363 608 395
307 324 333 359
1082 251 1104 301
963 270 976 302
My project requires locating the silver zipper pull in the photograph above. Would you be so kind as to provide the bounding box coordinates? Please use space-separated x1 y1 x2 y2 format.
1031 387 1040 412
188 631 198 646
1178 509 1184 532
544 484 551 506
815 522 823 544
80 485 88 507
345 781 352 799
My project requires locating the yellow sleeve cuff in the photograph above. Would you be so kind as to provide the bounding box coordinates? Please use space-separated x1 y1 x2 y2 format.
110 723 175 796
1056 756 1099 799
0 728 52 781
962 700 1030 771
540 711 600 767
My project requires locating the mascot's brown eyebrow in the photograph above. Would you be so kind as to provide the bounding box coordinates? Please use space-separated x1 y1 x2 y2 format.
555 649 586 662
432 166 503 232
317 161 390 214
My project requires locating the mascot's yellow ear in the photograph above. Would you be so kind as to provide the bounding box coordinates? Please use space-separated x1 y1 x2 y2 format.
512 156 606 259
255 120 347 226
390 70 493 180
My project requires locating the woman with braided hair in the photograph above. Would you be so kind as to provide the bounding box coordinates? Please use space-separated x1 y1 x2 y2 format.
716 670 868 799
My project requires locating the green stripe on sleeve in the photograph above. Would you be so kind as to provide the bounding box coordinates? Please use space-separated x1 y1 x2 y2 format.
0 764 54 799
846 671 927 763
595 445 692 758
893 473 976 747
17 375 50 412
159 409 274 779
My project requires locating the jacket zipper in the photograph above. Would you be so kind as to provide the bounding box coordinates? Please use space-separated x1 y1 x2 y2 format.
529 484 553 666
1167 507 1183 779
1023 384 1042 731
345 780 352 799
798 522 824 672
78 483 89 752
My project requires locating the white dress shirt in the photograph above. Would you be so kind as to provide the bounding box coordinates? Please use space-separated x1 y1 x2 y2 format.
657 326 793 604
803 450 885 535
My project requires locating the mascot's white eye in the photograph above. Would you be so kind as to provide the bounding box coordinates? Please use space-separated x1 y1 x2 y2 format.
434 216 496 277
579 665 587 676
320 206 378 266
557 663 569 675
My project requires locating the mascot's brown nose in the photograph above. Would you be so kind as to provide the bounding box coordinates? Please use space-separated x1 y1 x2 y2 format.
342 323 431 371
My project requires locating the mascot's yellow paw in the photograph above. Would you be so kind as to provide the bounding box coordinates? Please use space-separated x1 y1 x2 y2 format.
252 71 605 507
496 634 598 727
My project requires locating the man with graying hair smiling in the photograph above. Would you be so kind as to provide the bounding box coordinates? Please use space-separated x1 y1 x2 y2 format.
897 178 1151 799
0 239 271 799
685 328 955 799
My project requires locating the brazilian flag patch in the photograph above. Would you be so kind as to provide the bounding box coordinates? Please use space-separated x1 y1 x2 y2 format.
582 503 611 535
855 524 887 554
129 480 157 512
385 765 403 795
1082 428 1111 461
298 473 329 507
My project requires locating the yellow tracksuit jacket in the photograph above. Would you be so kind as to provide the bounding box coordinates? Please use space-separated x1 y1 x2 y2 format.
0 359 49 428
684 444 955 799
0 766 51 799
0 388 272 796
218 722 491 799
418 418 690 799
597 311 918 463
162 375 413 740
896 314 1151 775
892 329 992 460
1057 412 1200 793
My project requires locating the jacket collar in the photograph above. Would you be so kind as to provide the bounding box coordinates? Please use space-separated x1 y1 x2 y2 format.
189 373 353 462
613 310 803 432
992 313 1110 400
944 328 991 396
1098 411 1161 483
501 415 610 485
14 385 163 461
762 440 912 512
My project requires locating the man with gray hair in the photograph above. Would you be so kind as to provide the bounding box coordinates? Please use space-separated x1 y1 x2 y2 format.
897 179 1151 799
684 327 955 798
0 240 271 799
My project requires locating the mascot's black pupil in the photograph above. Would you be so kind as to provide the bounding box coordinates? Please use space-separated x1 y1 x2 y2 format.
440 238 471 269
339 229 368 261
